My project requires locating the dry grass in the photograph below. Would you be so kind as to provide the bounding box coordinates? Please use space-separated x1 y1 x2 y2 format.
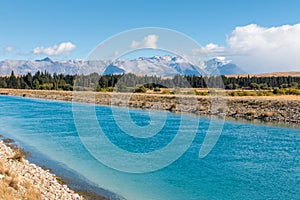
225 71 300 78
7 172 19 190
11 148 26 162
1 88 300 102
197 105 207 111
0 161 4 175
0 161 41 200
23 180 42 200
0 182 15 200
226 95 300 101
246 109 257 116
262 111 274 117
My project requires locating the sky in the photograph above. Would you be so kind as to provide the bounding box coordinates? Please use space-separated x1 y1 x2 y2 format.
0 0 300 73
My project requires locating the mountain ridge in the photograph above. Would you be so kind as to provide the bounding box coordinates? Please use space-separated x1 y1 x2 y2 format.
0 56 245 76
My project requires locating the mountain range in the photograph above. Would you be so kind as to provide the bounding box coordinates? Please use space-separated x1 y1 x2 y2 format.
0 56 245 76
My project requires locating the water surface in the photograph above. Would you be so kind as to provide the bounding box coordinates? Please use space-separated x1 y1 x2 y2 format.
0 95 299 200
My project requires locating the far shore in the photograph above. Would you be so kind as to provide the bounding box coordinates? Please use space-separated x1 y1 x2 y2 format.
0 88 299 124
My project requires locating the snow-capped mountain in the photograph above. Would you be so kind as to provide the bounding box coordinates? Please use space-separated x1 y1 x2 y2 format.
0 56 244 76
204 57 246 75
103 56 203 76
0 57 109 75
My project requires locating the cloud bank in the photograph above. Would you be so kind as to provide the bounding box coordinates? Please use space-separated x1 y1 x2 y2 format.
33 42 76 56
131 34 159 49
200 23 300 73
227 23 300 73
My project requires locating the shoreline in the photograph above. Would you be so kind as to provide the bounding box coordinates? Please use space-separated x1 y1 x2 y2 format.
0 88 299 124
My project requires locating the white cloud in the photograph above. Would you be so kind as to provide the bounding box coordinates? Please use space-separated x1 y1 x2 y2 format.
33 42 76 56
131 34 159 49
192 43 226 55
4 46 14 52
226 23 300 73
203 43 226 53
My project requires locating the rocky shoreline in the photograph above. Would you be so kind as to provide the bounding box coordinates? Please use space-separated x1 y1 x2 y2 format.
0 140 84 200
0 88 299 124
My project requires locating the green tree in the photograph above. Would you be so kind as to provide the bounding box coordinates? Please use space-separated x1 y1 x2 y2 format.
33 79 40 89
250 83 260 90
290 82 299 88
8 71 17 88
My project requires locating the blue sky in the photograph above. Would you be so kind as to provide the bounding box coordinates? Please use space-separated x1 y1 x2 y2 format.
1 0 300 72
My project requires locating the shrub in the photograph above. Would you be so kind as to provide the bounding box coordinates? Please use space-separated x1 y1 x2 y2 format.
195 90 209 96
226 83 240 89
259 83 269 90
169 104 177 111
11 148 25 162
185 90 195 95
40 83 53 90
290 82 299 89
273 87 281 95
250 83 260 90
286 88 300 95
172 87 181 94
97 86 114 92
162 89 173 95
134 86 147 93
117 85 132 92
153 87 161 92
227 90 274 96
257 91 273 96
273 88 300 95
280 84 289 89
62 84 73 91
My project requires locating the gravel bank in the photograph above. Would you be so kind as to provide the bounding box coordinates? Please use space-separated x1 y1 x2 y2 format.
0 140 84 200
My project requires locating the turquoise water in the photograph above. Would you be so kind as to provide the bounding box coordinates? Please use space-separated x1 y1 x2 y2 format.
0 95 299 200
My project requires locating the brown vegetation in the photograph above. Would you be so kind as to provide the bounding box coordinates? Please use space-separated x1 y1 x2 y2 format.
0 161 41 200
226 71 300 78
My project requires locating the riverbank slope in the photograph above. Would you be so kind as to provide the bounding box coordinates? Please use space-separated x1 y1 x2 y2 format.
0 140 84 200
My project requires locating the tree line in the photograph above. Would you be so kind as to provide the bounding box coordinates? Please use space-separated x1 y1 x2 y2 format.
0 71 299 92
